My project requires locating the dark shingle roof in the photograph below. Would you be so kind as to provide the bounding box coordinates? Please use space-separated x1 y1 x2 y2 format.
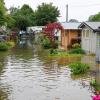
79 22 100 30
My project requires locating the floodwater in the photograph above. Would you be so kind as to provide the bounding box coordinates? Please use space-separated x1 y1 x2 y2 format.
0 39 99 100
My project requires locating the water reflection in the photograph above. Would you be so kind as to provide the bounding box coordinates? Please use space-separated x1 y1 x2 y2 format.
0 88 9 100
18 38 34 49
0 39 98 100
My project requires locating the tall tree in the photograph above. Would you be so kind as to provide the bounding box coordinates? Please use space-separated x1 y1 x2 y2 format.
11 4 35 30
88 12 100 21
0 0 6 25
9 6 19 16
20 4 35 26
35 3 60 26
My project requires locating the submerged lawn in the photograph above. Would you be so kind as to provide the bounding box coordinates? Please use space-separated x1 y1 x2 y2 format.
48 52 83 58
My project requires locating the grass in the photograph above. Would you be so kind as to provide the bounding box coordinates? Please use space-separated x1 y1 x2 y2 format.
48 51 83 58
69 62 90 75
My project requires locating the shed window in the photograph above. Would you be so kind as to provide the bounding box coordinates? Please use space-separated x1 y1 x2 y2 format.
85 30 89 37
82 30 85 37
82 29 90 38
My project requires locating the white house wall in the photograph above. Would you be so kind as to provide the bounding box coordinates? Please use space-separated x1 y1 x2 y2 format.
96 33 100 62
82 27 96 53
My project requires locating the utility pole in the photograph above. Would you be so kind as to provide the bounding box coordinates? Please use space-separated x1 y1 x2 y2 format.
66 4 68 22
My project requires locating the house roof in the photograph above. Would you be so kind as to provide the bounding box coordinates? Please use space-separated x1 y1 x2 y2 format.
79 22 100 30
61 22 81 30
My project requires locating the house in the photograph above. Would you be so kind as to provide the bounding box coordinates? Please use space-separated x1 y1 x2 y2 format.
27 26 45 34
78 22 100 55
94 27 100 62
27 26 45 43
60 22 81 50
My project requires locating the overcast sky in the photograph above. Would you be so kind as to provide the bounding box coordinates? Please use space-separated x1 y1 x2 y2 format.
4 0 100 22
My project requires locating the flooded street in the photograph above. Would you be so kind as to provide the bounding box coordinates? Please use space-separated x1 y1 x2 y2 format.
0 39 99 100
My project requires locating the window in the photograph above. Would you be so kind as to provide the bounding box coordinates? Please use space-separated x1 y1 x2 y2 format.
82 30 85 37
85 30 89 37
82 29 90 38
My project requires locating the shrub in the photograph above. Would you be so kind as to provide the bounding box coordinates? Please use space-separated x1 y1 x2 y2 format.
68 48 85 54
90 79 96 86
41 37 52 49
69 62 90 75
49 49 58 54
0 42 8 51
6 41 15 48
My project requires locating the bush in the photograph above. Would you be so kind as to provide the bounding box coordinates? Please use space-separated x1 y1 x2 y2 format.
6 41 15 48
68 48 85 54
69 62 90 75
41 37 52 49
0 42 8 51
90 79 96 86
49 49 58 54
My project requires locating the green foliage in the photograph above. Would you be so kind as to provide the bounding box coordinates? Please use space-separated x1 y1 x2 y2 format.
14 15 30 31
68 48 85 54
0 0 6 25
41 37 52 49
90 79 100 91
69 62 90 75
49 49 58 54
20 4 35 26
10 4 35 30
88 12 100 21
2 3 60 29
5 14 16 28
6 41 15 48
0 42 8 51
35 3 60 26
90 79 96 86
0 41 15 51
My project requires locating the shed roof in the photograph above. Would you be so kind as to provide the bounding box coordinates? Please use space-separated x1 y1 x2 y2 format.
61 22 81 29
79 22 100 30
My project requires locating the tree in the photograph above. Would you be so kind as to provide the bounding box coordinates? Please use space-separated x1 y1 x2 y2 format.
0 0 6 25
69 19 79 22
35 3 60 26
43 22 63 47
10 4 35 30
88 12 100 21
5 14 16 28
9 6 19 16
20 4 35 26
14 16 30 31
